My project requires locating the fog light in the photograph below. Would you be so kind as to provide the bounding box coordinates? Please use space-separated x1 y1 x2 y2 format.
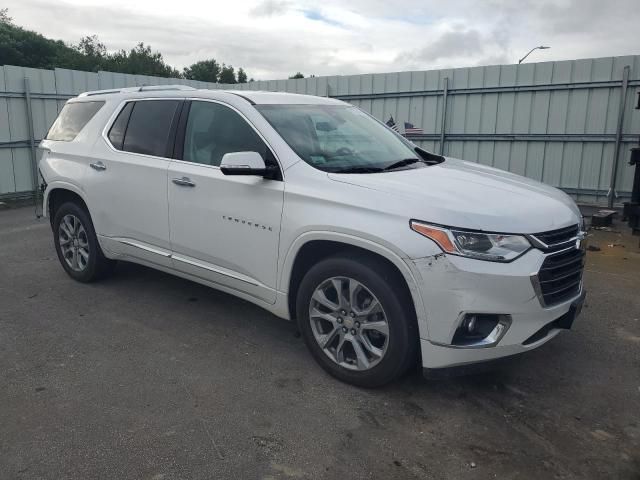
464 315 476 333
452 314 511 347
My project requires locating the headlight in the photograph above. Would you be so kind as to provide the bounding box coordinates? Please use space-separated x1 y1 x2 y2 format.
410 221 531 262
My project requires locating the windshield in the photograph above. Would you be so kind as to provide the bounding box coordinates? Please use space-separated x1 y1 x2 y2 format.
256 104 424 173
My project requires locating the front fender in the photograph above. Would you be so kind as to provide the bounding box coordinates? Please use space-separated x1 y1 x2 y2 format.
278 230 430 339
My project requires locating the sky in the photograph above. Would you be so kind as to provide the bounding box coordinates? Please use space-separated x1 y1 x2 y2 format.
4 0 640 80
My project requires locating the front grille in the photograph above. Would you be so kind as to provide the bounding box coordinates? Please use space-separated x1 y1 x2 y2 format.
531 224 579 252
536 247 585 306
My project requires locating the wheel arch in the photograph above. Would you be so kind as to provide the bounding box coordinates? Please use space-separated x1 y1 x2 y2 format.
44 182 89 226
281 232 428 338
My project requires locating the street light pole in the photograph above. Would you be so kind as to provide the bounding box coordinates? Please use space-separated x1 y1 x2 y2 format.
518 46 550 64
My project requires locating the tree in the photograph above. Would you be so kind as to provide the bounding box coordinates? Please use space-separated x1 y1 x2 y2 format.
68 35 108 71
237 67 248 83
219 64 236 84
289 72 304 79
105 43 180 78
0 19 182 77
0 8 12 24
74 35 107 58
0 13 253 81
183 59 220 82
0 17 74 70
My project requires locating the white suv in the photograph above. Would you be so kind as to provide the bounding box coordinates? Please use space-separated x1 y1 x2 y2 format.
39 85 586 387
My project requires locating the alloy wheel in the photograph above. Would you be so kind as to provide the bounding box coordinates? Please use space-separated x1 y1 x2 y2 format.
58 214 90 272
309 276 389 371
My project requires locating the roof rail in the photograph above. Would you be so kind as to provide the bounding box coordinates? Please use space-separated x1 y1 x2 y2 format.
78 85 197 97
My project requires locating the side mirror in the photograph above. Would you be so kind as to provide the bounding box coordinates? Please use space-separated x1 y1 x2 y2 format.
220 151 268 176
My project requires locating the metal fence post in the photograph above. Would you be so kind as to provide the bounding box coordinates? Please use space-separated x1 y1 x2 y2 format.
439 77 449 155
608 65 631 207
24 77 40 215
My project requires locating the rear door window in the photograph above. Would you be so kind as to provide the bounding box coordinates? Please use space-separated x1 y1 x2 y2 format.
120 100 180 157
46 101 104 141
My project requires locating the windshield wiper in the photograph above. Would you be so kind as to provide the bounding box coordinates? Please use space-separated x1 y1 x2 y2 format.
330 159 421 174
330 166 384 174
383 158 422 171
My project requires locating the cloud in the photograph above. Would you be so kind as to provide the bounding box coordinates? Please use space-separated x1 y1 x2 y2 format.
3 0 639 80
249 0 290 17
397 29 485 64
301 9 345 28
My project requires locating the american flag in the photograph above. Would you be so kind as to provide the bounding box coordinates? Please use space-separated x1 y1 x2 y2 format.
386 116 399 132
404 122 423 135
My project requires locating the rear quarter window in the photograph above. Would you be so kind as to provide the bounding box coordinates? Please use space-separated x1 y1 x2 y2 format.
46 101 104 141
107 102 134 150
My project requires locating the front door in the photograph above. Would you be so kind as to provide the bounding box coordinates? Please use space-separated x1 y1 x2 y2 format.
167 100 284 303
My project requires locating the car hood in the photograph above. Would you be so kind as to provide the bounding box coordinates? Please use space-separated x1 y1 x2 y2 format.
328 158 582 233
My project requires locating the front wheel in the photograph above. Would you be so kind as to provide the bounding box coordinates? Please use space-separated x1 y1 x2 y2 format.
53 202 116 282
296 254 418 387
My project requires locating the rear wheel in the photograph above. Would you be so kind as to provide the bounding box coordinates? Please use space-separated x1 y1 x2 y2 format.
53 202 115 282
296 254 418 387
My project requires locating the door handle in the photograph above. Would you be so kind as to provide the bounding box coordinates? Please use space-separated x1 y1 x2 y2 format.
90 161 106 171
172 177 196 187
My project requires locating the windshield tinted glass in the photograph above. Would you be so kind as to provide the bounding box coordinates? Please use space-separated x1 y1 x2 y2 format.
256 105 420 173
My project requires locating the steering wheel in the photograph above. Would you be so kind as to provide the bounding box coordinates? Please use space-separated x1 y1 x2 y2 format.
306 147 355 162
331 147 354 157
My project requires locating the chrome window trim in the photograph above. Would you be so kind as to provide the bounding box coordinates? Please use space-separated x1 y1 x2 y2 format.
180 98 283 176
100 97 185 161
100 97 284 177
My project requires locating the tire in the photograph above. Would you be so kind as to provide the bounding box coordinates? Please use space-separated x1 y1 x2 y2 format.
296 253 418 388
52 201 116 282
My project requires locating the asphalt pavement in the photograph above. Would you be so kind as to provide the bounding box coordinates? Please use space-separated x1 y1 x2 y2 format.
1 205 639 479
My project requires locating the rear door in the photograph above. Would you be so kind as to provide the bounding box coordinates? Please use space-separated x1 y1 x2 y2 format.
85 99 182 266
167 100 284 303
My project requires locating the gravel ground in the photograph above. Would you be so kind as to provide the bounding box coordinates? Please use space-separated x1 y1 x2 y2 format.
1 205 639 480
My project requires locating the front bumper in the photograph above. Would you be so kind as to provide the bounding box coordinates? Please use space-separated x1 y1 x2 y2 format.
411 248 584 370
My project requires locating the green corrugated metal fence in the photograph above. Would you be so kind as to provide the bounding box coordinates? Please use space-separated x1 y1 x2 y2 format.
1 56 639 206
